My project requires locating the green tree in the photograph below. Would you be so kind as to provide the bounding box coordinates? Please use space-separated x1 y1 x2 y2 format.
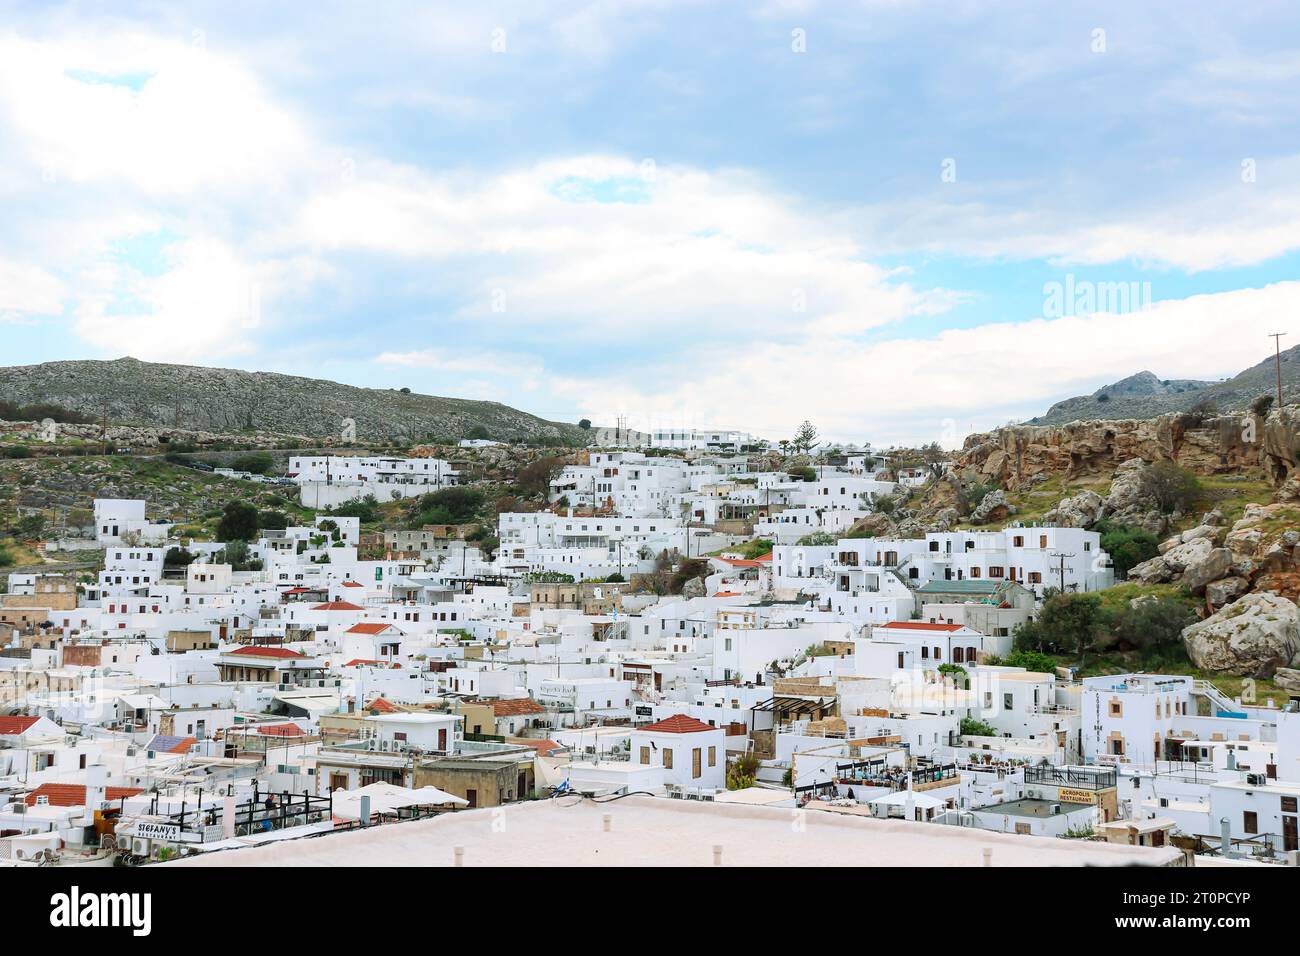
415 487 483 524
1113 595 1197 652
258 510 289 531
15 513 46 539
1036 592 1111 663
960 716 998 737
1139 461 1202 515
217 500 260 542
1003 649 1058 673
1096 521 1160 578
163 547 196 568
232 452 274 474
791 420 818 454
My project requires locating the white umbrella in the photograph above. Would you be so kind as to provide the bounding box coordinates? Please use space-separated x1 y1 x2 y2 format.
331 782 467 819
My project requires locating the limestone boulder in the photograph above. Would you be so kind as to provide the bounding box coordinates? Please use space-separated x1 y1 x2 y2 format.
1182 547 1235 595
1047 489 1104 528
1181 592 1300 675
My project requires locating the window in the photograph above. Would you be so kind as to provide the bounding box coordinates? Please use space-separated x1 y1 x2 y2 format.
1243 811 1258 834
1282 796 1297 813
662 748 673 770
692 748 702 778
708 746 716 767
640 746 650 765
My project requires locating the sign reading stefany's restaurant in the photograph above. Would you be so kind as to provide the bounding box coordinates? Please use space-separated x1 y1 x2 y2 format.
127 821 184 842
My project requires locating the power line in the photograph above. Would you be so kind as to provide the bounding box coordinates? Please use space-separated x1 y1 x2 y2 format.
1270 332 1287 410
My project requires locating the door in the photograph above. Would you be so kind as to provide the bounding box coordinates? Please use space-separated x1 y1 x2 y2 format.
437 728 447 751
465 788 478 809
329 773 348 792
1284 815 1298 852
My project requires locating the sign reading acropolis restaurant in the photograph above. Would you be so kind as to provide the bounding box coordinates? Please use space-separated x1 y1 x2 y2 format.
1057 788 1099 805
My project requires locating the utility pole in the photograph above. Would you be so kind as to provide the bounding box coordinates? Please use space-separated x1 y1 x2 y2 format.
1270 332 1287 410
1049 551 1075 594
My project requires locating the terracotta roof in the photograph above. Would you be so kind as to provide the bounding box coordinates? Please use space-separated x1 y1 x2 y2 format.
228 645 307 658
346 622 392 635
26 783 144 807
312 601 365 611
879 622 964 632
509 738 565 756
490 697 545 717
345 658 384 667
256 723 306 737
636 714 717 734
713 591 742 597
341 581 364 588
0 715 40 735
367 696 402 714
145 734 197 754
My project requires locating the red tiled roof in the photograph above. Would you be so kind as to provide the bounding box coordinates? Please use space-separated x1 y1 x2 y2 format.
282 587 313 595
341 581 364 588
312 601 365 611
256 723 306 737
713 591 742 597
345 658 384 667
0 715 40 735
26 783 144 808
367 696 401 714
509 738 564 756
229 645 306 658
490 697 545 717
346 622 392 635
636 714 717 734
879 622 964 632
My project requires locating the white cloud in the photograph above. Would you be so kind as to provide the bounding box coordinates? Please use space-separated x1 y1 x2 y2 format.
0 258 63 319
546 282 1300 446
0 32 314 199
73 237 268 361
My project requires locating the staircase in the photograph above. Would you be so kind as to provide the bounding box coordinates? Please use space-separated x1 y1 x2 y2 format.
1192 680 1240 715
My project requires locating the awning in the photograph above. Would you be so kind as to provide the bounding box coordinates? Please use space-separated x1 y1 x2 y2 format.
331 782 467 819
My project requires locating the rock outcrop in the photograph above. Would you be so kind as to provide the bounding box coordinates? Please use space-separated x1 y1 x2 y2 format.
1181 592 1300 676
957 408 1300 489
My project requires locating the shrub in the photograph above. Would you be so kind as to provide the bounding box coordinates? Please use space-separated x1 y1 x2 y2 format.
960 716 998 737
1003 649 1057 673
217 501 259 541
1095 520 1160 578
232 452 274 474
1139 461 1202 515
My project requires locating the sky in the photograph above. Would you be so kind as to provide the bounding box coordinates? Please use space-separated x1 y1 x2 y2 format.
2 1 1300 447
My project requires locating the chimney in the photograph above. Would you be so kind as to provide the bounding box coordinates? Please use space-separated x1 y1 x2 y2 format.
81 764 108 825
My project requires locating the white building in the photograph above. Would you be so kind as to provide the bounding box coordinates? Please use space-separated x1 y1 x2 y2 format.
629 713 727 791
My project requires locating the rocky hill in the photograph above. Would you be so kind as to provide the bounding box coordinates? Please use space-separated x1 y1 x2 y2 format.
958 407 1300 489
0 358 585 445
1028 345 1300 425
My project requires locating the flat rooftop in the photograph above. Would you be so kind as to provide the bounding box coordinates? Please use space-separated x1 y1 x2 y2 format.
165 795 1182 867
977 798 1092 819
